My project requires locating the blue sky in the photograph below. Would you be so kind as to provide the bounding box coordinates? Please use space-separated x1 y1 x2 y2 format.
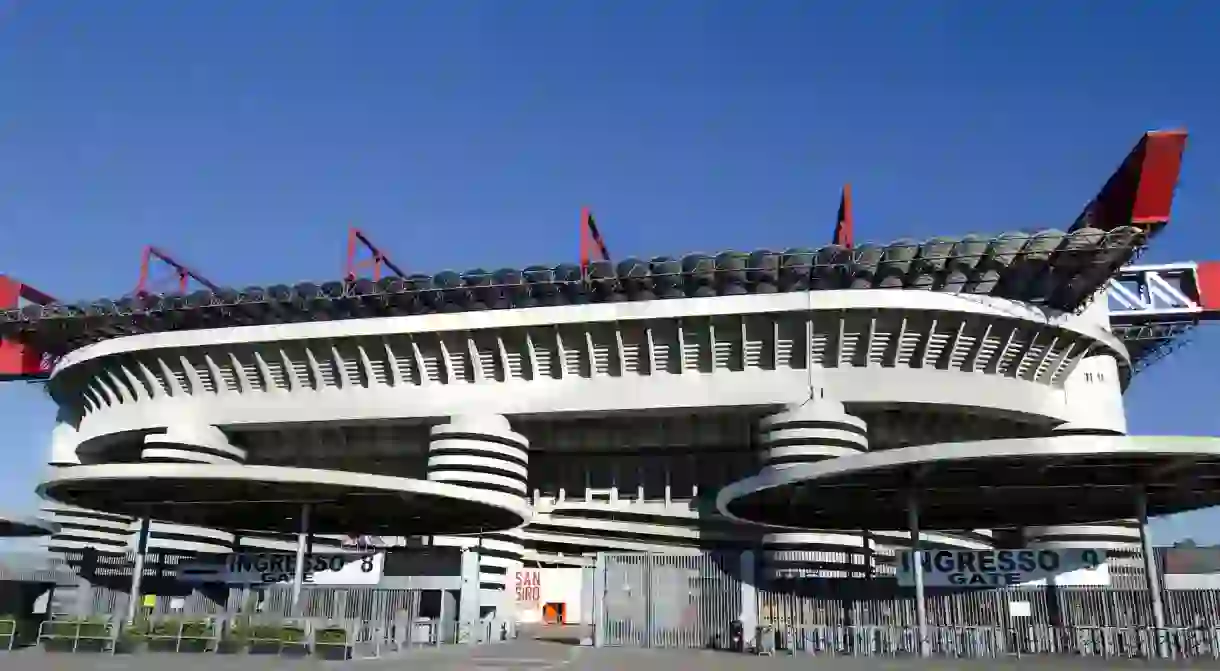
1 2 1218 543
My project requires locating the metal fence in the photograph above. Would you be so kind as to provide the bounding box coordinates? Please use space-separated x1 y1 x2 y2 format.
0 551 81 586
67 582 421 622
2 549 436 644
768 624 1220 659
759 582 1168 629
599 552 743 648
593 549 1220 659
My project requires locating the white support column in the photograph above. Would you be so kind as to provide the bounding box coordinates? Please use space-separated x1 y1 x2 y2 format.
739 549 758 650
290 503 312 615
124 516 151 624
907 489 929 658
1136 487 1167 657
458 545 481 644
592 553 607 647
580 563 595 640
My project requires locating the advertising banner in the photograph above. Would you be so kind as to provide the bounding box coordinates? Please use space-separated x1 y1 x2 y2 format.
896 548 1108 588
178 552 384 586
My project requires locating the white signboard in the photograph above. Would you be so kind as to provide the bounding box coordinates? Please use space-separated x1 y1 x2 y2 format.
896 548 1108 588
178 553 384 586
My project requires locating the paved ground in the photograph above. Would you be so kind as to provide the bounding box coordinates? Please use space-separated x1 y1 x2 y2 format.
7 649 1220 671
6 640 1220 669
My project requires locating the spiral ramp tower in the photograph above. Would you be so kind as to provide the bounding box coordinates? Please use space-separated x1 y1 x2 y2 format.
426 415 531 612
39 502 130 556
750 399 1003 579
756 399 876 578
39 422 231 612
41 421 279 559
1023 353 1143 575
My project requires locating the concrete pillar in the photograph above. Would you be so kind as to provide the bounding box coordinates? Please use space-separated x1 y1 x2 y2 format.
908 490 929 658
580 564 595 625
125 516 151 624
290 503 312 615
458 546 481 644
592 553 607 647
439 589 458 644
739 549 758 648
1137 488 1168 658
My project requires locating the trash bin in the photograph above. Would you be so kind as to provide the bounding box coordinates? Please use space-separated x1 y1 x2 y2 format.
729 620 745 652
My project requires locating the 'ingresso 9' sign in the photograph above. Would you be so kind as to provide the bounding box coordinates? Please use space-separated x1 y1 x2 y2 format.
896 548 1108 587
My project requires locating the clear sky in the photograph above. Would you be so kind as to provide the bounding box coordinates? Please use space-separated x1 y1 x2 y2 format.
1 2 1218 544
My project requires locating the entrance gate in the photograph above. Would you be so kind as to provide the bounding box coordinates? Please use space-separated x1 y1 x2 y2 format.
599 552 742 648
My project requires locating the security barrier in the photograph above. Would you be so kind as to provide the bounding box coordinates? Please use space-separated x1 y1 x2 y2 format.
591 550 1220 660
769 624 1220 659
17 615 441 657
36 617 117 653
598 552 743 649
132 618 220 652
0 618 15 651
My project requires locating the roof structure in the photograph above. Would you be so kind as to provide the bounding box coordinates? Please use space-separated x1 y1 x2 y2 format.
0 226 1148 355
0 513 58 538
717 435 1220 530
0 129 1190 369
37 463 530 535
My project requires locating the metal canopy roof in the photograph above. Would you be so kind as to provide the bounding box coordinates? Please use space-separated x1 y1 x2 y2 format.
38 463 529 536
718 436 1220 531
0 513 57 538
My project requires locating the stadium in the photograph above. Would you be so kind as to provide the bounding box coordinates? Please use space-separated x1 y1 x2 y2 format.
2 128 1220 656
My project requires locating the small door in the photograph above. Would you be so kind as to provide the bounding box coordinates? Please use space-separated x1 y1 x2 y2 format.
542 602 565 624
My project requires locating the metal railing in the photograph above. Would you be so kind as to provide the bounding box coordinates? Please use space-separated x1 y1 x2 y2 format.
770 624 1220 660
13 615 442 657
36 616 117 653
131 618 221 653
0 618 15 651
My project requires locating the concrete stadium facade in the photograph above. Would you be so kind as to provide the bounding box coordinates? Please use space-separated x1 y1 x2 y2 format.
32 284 1143 616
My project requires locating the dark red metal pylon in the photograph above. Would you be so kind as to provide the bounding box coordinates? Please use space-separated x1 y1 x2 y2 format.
579 207 611 277
345 227 407 281
135 246 220 296
1071 129 1188 235
833 184 854 249
0 275 57 379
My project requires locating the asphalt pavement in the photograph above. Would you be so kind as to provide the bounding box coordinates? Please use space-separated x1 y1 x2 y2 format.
5 639 1220 670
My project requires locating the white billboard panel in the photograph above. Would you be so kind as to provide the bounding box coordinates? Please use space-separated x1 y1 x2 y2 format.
178 552 384 586
896 548 1108 588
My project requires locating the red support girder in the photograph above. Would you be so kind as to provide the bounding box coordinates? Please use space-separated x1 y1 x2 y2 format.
579 207 611 276
345 227 407 281
0 275 56 379
833 184 854 249
136 246 220 296
1072 129 1188 235
1195 261 1220 313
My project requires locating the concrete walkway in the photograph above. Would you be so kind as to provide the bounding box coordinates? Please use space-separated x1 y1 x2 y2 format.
6 641 1220 670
